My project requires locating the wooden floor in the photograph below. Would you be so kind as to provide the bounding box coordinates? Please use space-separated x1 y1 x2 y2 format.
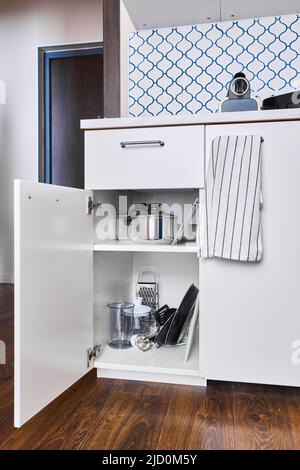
1 284 300 450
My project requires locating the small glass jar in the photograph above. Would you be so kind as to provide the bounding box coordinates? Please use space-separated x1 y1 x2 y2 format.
108 302 134 349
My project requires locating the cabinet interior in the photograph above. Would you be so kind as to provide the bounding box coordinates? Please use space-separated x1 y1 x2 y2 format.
90 188 202 375
93 245 200 374
92 188 200 250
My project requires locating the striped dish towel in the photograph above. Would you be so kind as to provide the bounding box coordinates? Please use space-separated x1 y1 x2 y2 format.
201 135 263 262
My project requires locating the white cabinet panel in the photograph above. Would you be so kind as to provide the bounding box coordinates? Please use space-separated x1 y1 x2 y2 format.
85 125 205 190
221 0 300 22
123 0 220 30
205 121 300 386
14 181 93 427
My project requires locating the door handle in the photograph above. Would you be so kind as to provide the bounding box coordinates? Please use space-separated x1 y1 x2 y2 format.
120 140 165 148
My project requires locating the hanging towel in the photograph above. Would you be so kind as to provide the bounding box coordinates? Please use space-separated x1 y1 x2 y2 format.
201 135 263 262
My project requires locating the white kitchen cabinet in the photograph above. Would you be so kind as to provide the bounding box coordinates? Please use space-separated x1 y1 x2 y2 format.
204 121 300 387
84 125 205 190
14 111 300 429
14 181 205 428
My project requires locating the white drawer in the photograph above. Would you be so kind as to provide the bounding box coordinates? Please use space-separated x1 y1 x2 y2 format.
85 125 204 190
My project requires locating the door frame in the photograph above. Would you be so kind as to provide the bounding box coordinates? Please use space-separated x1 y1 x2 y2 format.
38 43 103 184
38 0 121 183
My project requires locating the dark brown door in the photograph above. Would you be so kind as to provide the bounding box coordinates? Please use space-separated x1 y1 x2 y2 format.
51 52 103 189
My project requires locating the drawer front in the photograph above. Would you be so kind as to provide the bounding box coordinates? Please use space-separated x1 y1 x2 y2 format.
85 125 204 190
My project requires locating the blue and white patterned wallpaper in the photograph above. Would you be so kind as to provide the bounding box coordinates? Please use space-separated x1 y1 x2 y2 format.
129 14 300 116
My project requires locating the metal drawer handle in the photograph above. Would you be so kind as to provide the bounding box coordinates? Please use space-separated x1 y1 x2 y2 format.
120 140 165 148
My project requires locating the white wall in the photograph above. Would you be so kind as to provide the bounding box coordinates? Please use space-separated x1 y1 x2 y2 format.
0 0 103 282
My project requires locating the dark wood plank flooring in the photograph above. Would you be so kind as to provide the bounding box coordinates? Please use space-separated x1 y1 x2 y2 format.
0 284 300 450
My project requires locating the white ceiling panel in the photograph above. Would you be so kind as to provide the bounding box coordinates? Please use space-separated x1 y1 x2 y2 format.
123 0 300 31
123 0 220 30
221 0 300 22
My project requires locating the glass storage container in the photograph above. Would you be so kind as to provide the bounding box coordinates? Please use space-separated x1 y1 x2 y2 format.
108 302 134 349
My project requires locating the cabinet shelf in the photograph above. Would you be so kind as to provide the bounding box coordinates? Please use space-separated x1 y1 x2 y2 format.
94 340 200 376
93 240 199 253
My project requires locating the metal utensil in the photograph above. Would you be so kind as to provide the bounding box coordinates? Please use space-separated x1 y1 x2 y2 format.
131 331 159 351
136 271 159 311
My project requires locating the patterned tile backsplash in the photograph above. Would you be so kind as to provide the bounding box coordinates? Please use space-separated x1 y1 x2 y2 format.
129 14 300 116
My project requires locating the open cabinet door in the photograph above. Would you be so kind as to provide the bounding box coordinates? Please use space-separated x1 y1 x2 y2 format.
14 180 93 427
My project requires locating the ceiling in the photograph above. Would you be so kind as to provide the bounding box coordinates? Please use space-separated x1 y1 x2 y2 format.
123 0 300 30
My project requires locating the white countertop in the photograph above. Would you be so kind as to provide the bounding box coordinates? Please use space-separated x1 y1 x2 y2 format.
81 109 300 130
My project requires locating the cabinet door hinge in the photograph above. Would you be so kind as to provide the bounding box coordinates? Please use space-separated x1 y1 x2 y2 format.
87 344 102 367
86 196 101 215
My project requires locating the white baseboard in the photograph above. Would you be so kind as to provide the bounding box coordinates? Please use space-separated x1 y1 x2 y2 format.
0 273 14 283
97 368 207 387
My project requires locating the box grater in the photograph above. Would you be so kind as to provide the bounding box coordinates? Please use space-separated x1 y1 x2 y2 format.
136 271 159 311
